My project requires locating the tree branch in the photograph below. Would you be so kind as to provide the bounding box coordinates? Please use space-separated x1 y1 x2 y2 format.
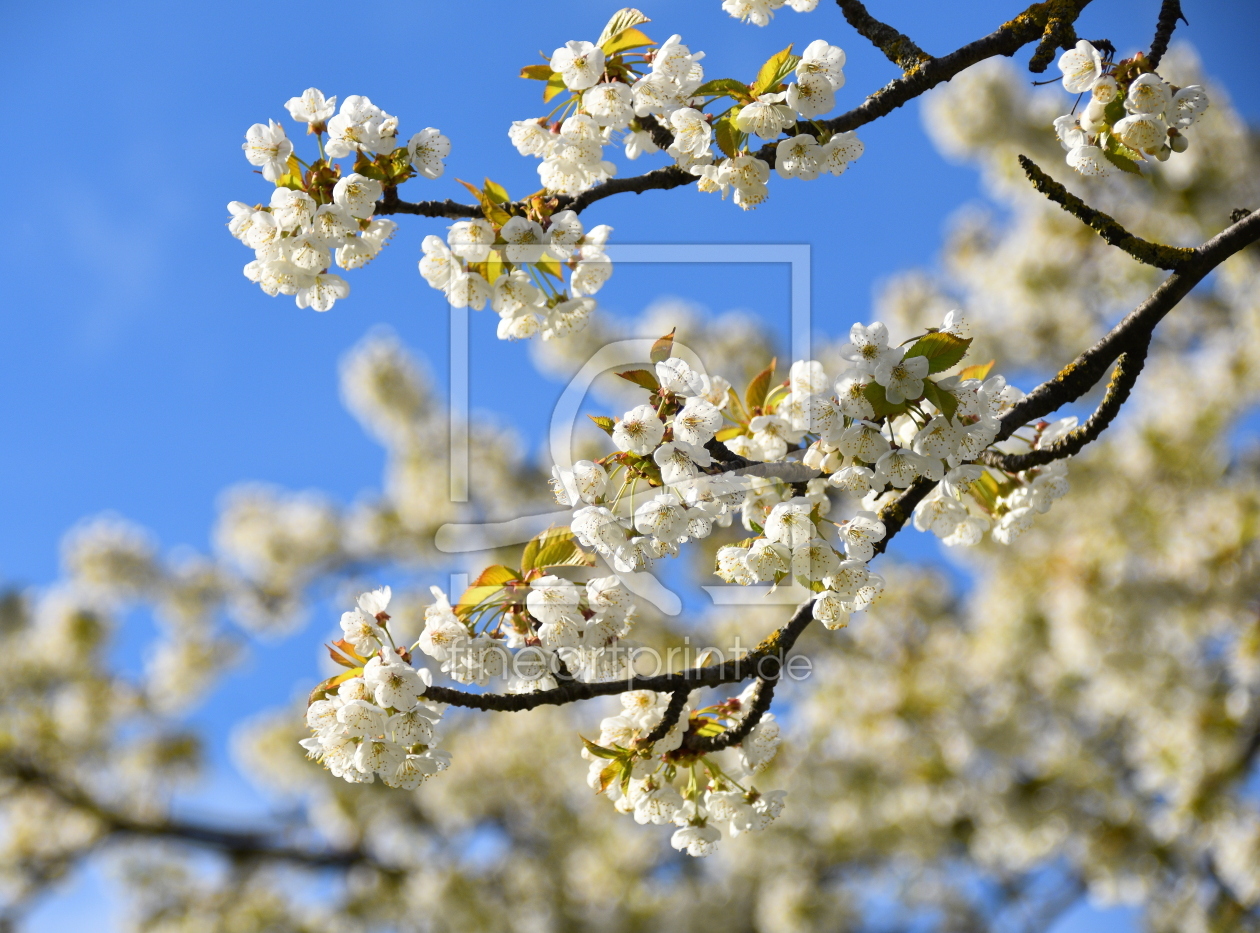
981 336 1150 471
640 688 691 746
375 186 481 220
1148 0 1188 70
559 165 695 214
834 0 932 72
686 675 778 755
0 755 377 870
1018 155 1197 270
996 209 1260 442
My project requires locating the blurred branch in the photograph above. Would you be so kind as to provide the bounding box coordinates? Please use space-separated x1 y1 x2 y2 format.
834 0 932 72
981 336 1150 471
1147 0 1188 70
1018 155 1197 270
996 209 1260 441
0 755 379 870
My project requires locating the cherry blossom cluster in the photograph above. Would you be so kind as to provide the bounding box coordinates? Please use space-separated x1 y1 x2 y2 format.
516 11 861 210
582 685 787 857
418 207 612 341
302 587 451 788
709 315 1074 605
1053 40 1209 177
229 88 449 311
555 353 751 573
415 569 638 689
721 0 819 28
512 26 707 191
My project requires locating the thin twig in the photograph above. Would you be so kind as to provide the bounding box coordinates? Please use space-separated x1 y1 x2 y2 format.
997 210 1260 443
686 675 779 754
834 0 932 72
981 337 1150 472
1019 156 1196 270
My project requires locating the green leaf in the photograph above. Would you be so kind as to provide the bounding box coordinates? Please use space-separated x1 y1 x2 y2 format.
274 153 306 191
862 381 911 419
751 45 800 97
616 368 661 392
714 115 742 159
522 525 591 573
483 178 510 206
1102 132 1144 175
1103 96 1126 126
589 414 616 436
714 425 744 442
582 736 620 760
904 332 973 373
958 360 994 381
524 526 595 572
694 78 754 104
537 256 565 279
920 380 959 420
745 358 777 412
454 585 505 619
603 26 653 55
520 64 555 81
542 72 568 103
473 564 520 587
597 7 651 47
649 329 676 364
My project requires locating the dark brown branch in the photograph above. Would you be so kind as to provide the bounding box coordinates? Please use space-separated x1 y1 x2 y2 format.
424 600 816 711
375 186 481 220
640 688 691 746
981 337 1149 472
834 0 932 72
686 675 778 755
1 755 375 870
1148 0 1187 70
378 1 1096 218
874 476 936 555
559 165 695 214
1019 156 1196 270
996 209 1260 442
753 0 1094 169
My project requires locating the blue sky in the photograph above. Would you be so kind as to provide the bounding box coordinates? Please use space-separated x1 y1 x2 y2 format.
5 0 1258 929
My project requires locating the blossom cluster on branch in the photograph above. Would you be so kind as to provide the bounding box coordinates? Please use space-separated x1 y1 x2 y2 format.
1053 39 1209 176
229 89 449 311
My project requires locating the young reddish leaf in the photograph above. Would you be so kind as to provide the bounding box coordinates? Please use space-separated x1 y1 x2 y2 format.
650 328 676 364
616 368 661 392
327 639 367 669
745 358 777 412
309 668 362 705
